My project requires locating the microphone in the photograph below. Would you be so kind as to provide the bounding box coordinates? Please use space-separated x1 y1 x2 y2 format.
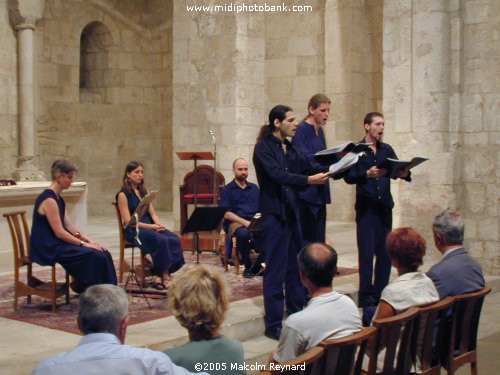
208 129 216 144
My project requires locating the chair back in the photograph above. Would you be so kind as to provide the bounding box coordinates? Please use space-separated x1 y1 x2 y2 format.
180 164 225 196
3 211 31 274
414 297 455 375
261 347 325 375
319 327 377 375
112 202 128 246
445 286 491 372
369 307 419 375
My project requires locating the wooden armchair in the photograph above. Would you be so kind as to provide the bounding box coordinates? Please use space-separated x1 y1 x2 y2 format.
3 211 69 313
261 347 325 375
444 286 491 375
112 202 151 286
318 327 377 375
179 165 225 230
366 307 420 374
413 297 455 375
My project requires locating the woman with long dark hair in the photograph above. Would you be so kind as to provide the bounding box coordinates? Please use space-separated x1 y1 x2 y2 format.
253 105 330 340
116 161 184 289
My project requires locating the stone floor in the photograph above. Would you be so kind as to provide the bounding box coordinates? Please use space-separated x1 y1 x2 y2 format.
0 213 498 374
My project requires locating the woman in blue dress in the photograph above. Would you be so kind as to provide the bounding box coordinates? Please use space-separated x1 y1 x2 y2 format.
30 159 117 293
116 161 184 289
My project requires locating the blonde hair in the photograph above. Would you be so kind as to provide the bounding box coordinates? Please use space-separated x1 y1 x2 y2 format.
168 265 229 337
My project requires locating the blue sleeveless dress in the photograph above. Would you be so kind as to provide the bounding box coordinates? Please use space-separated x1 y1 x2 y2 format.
119 188 184 276
30 189 117 288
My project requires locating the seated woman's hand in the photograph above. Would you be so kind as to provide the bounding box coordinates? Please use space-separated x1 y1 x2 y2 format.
149 223 165 232
83 241 107 252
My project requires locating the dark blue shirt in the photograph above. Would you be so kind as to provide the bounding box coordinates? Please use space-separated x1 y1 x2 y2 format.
344 138 410 211
292 121 331 206
219 180 259 231
253 135 327 221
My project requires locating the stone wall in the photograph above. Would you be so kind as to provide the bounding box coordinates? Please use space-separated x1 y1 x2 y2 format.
383 0 499 272
33 0 173 213
459 0 499 274
172 0 266 226
324 0 383 221
0 0 18 178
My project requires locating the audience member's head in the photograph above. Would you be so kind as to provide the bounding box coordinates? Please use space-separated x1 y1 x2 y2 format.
432 209 464 250
78 284 129 343
386 227 426 273
50 159 77 180
297 242 337 290
169 265 229 340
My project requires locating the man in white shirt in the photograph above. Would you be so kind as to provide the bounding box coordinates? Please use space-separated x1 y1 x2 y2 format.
272 243 361 362
32 284 207 375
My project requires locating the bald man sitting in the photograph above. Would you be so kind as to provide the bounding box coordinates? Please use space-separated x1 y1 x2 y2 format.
272 243 361 362
219 158 265 278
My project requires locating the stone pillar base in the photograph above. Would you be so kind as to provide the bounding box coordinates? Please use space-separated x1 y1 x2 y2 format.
13 159 45 181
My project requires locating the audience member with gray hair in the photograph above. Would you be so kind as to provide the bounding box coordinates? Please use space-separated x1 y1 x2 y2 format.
32 285 207 375
427 209 485 299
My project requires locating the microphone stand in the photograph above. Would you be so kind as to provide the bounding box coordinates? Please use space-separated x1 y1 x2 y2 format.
209 130 217 253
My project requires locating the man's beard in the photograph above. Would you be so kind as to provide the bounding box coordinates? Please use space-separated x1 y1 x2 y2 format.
235 176 247 184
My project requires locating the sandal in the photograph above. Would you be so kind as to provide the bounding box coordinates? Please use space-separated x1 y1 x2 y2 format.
152 277 166 290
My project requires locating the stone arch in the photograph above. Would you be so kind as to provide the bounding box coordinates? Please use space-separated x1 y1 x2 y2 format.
79 21 118 103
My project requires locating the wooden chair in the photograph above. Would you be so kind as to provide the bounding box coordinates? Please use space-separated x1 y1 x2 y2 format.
365 307 420 374
443 286 491 375
112 202 150 286
179 164 225 230
3 211 69 313
318 327 377 375
261 347 325 375
412 297 455 375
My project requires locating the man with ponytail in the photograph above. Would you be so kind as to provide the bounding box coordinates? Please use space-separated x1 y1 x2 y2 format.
253 105 331 340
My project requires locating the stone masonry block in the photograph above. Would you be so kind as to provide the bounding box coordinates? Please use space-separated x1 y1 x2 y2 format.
464 1 490 24
38 63 58 87
287 35 321 57
291 75 324 102
265 57 297 78
102 69 123 87
297 55 325 76
463 94 484 132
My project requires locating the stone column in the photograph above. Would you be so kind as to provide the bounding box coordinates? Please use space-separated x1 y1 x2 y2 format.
9 0 45 180
383 0 452 264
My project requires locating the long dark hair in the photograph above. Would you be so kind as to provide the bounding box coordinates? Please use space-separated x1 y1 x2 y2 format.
256 104 293 142
121 161 147 196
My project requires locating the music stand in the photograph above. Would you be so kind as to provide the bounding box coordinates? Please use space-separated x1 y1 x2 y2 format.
176 151 216 251
182 207 227 264
122 191 158 308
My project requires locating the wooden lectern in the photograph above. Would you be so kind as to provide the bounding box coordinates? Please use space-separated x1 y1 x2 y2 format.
176 151 222 253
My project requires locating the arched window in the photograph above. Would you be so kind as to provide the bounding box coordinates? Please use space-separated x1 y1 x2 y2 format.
79 21 116 103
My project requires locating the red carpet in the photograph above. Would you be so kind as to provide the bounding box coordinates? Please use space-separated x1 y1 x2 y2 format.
0 248 357 335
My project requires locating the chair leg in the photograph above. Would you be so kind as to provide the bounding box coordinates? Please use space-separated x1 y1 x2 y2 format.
65 271 70 304
140 255 146 287
119 245 125 284
14 291 18 311
232 244 240 275
471 360 477 375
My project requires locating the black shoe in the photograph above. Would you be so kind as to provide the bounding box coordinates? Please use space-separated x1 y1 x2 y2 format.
243 268 254 278
265 327 282 341
251 265 265 277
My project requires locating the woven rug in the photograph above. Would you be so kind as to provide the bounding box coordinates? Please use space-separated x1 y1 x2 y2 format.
0 251 357 335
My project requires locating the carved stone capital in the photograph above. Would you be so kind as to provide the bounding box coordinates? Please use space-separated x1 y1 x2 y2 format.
8 0 46 30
